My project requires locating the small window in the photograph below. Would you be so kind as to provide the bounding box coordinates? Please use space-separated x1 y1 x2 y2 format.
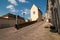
33 11 35 14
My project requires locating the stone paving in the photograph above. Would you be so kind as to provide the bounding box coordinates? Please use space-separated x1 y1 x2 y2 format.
0 21 60 40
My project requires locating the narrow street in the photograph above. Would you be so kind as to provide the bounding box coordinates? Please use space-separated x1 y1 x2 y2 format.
0 0 60 40
0 21 60 40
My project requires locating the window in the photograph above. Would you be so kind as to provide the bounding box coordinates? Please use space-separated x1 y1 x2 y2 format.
33 11 35 14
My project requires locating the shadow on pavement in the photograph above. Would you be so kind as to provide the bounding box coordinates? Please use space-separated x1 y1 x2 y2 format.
15 21 37 30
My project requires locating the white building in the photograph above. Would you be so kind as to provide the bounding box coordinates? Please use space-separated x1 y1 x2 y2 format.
30 4 42 22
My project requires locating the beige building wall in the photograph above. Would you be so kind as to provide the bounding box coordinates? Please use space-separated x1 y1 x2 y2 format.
45 0 52 22
30 4 38 21
30 4 42 22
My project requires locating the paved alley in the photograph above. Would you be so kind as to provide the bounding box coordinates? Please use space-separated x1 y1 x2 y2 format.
0 21 60 40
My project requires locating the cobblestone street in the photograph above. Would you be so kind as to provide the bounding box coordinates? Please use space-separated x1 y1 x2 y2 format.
0 21 60 40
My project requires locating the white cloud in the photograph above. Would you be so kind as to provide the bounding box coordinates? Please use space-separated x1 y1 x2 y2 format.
20 9 30 14
6 5 14 9
11 9 16 12
6 5 16 12
19 0 29 3
8 0 17 5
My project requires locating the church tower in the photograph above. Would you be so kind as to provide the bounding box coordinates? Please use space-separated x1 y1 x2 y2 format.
30 4 42 22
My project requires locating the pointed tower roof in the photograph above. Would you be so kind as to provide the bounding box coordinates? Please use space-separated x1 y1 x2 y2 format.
31 4 42 14
31 4 38 9
31 4 41 10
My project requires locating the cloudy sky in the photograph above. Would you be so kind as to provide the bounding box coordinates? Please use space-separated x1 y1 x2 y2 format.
0 0 47 19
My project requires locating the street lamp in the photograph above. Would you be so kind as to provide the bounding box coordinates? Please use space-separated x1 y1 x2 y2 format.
23 10 26 19
16 14 17 24
23 12 25 19
15 11 19 30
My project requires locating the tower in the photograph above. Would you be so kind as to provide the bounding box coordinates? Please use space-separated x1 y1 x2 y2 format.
30 4 42 22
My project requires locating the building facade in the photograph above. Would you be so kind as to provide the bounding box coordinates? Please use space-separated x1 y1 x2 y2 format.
0 13 25 27
45 0 60 33
45 0 53 23
56 0 60 33
30 4 42 22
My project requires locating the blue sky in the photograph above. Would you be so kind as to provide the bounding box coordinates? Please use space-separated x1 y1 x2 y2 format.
0 0 47 19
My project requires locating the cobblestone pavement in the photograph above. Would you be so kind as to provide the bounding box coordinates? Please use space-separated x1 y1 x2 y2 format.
0 21 60 40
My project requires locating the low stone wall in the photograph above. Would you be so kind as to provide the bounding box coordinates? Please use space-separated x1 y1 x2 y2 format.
15 21 37 29
0 18 25 29
0 19 16 28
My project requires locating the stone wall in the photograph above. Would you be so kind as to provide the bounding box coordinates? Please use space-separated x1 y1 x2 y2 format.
0 18 25 28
